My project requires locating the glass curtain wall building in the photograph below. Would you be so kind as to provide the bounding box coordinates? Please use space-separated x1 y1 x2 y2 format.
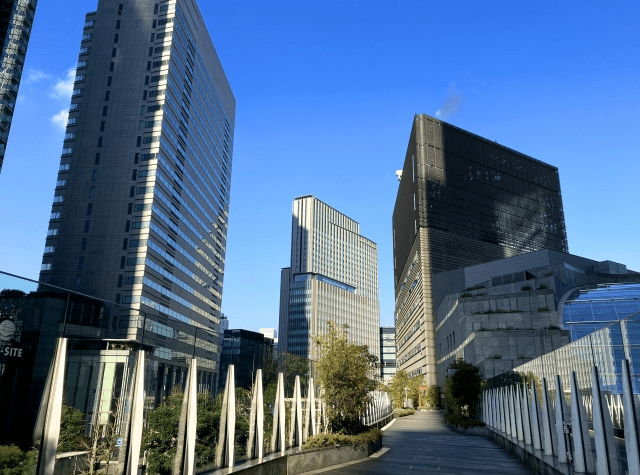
563 283 640 341
380 326 396 382
38 0 234 385
279 196 380 361
0 0 37 173
393 114 568 384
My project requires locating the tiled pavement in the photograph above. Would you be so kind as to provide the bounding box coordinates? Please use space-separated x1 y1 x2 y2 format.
305 411 533 474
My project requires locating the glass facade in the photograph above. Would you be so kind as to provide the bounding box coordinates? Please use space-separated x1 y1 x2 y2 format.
487 310 640 434
38 0 235 385
0 0 37 172
380 326 396 382
563 283 640 340
279 196 380 361
392 114 568 385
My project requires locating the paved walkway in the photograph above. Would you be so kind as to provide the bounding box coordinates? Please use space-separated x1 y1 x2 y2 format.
307 411 533 474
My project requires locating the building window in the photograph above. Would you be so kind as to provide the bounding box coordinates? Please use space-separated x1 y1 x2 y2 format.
79 47 90 55
61 147 73 155
120 256 125 269
125 220 130 232
89 186 95 198
122 238 128 250
81 238 87 251
75 74 85 82
100 121 105 132
81 33 93 41
117 275 123 287
84 220 90 232
67 117 78 125
74 275 82 289
97 136 103 147
130 186 135 197
109 62 115 71
86 203 93 215
84 20 95 28
92 170 98 181
78 256 84 269
104 91 110 101
107 76 112 86
95 153 100 164
77 60 88 68
102 106 108 116
114 33 119 43
116 19 121 29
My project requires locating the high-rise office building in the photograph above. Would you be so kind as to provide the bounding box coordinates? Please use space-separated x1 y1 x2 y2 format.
0 0 38 173
380 326 396 382
38 0 234 378
393 114 567 384
279 196 380 361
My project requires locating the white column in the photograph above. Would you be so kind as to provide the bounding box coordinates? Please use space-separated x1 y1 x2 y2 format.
126 350 145 475
591 366 621 475
184 358 198 475
570 371 595 473
621 359 640 474
509 386 517 437
541 377 557 457
309 378 317 436
227 365 236 468
555 375 569 464
514 385 524 443
530 381 542 451
247 369 264 460
36 338 67 475
520 384 532 446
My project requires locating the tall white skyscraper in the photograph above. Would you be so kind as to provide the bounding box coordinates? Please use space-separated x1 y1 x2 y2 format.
279 196 380 361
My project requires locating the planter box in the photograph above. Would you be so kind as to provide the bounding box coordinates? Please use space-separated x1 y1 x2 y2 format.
204 438 383 475
288 438 382 475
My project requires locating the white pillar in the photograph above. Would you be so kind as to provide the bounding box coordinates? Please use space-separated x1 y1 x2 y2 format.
247 369 264 459
541 377 557 457
530 380 542 451
509 386 517 437
126 349 145 475
514 385 524 443
621 359 640 474
309 378 317 436
184 358 198 475
36 338 67 475
591 366 621 475
570 371 595 473
520 384 532 446
555 375 569 464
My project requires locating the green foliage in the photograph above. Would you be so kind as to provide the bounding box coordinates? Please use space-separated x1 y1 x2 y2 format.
393 408 415 417
313 322 378 434
143 388 253 474
0 445 37 475
302 428 382 449
444 360 483 418
58 405 86 453
388 371 424 409
443 413 485 428
143 391 183 475
425 385 441 408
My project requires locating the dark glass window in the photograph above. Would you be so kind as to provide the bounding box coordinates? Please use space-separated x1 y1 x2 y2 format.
81 238 87 251
84 220 90 233
86 203 93 215
116 19 121 29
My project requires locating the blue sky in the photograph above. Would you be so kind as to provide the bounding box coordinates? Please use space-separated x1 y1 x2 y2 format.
0 0 638 332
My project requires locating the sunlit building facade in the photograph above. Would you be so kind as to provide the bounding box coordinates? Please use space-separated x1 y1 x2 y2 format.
0 0 38 173
38 0 234 384
393 114 568 384
279 196 380 361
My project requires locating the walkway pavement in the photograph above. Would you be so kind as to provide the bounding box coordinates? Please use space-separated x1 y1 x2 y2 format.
306 411 533 474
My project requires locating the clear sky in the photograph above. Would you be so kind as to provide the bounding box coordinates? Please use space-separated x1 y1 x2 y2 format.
0 0 638 332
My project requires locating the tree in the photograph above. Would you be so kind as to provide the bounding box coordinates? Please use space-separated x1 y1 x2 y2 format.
58 405 86 453
388 371 424 409
425 385 441 408
444 360 482 418
312 322 378 434
143 391 183 475
0 445 37 475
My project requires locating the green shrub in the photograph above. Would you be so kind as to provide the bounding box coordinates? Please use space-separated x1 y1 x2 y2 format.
443 413 485 428
425 386 441 408
393 408 415 417
0 445 37 475
302 428 382 449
